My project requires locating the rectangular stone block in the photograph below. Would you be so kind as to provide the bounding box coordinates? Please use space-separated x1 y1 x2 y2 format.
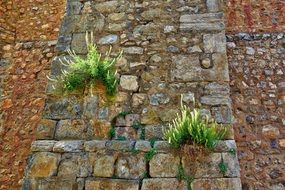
222 153 240 177
43 97 82 120
84 140 106 152
31 140 57 152
53 141 84 152
180 13 224 23
182 153 223 178
191 178 242 190
23 177 78 190
92 153 117 177
105 140 135 151
85 179 139 190
149 153 180 177
115 153 146 179
171 55 229 82
141 178 187 190
55 120 94 140
36 119 56 140
180 22 225 32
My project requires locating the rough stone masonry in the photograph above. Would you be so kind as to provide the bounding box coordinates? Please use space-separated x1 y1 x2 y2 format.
22 0 241 189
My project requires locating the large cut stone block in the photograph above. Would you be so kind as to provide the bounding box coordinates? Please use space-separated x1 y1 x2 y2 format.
115 153 146 179
141 178 187 190
203 32 226 53
86 179 139 190
22 177 79 190
149 153 180 177
92 153 117 177
43 97 82 120
182 153 223 178
31 140 57 152
171 55 229 82
180 13 225 31
191 178 242 190
28 152 60 177
36 119 56 140
222 153 240 177
55 120 94 140
57 153 92 177
53 141 84 152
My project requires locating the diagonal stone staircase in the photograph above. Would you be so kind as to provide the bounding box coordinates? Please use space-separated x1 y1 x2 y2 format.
22 0 242 189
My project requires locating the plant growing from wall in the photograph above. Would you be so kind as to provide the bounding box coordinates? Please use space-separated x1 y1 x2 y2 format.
163 98 228 150
51 32 122 96
176 165 194 190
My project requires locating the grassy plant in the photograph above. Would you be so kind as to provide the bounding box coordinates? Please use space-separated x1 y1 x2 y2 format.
52 32 122 96
144 148 157 161
128 147 140 155
149 138 156 147
176 165 194 190
163 100 228 150
140 127 145 140
218 160 228 175
132 122 142 130
108 126 116 139
116 111 130 118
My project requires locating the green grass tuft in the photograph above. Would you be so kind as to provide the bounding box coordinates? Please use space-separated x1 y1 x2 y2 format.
54 32 122 96
218 160 228 175
176 165 194 190
163 102 228 150
108 126 116 139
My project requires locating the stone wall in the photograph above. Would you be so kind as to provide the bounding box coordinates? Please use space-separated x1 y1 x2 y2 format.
22 0 241 189
0 1 65 189
228 33 285 190
224 0 285 33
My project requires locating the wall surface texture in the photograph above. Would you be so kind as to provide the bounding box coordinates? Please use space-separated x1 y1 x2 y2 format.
0 1 65 190
21 0 241 189
0 0 284 190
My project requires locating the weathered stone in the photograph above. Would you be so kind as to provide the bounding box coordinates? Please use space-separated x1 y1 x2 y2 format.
201 58 212 69
43 97 82 120
141 178 187 190
182 153 222 178
66 1 83 15
141 109 160 125
55 120 94 140
206 0 222 12
98 35 118 45
141 8 163 20
149 93 170 106
83 96 99 119
86 179 139 190
130 62 146 69
164 25 175 33
125 114 140 127
180 13 223 23
95 1 118 13
108 23 127 32
167 45 180 53
159 109 178 122
123 47 144 55
31 140 56 152
154 141 174 153
115 153 146 179
132 93 147 107
204 82 230 95
106 140 135 151
262 125 280 139
171 55 229 82
149 153 180 177
211 106 232 124
58 153 91 177
108 13 126 21
120 75 139 91
36 119 56 140
135 141 151 152
150 54 162 63
191 178 242 190
215 140 237 152
93 154 116 177
84 140 106 152
188 45 202 53
246 47 255 55
145 124 168 140
203 32 226 53
222 153 240 177
23 177 79 190
53 141 84 152
182 92 195 104
201 95 231 106
115 127 138 140
28 152 60 177
71 33 88 54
